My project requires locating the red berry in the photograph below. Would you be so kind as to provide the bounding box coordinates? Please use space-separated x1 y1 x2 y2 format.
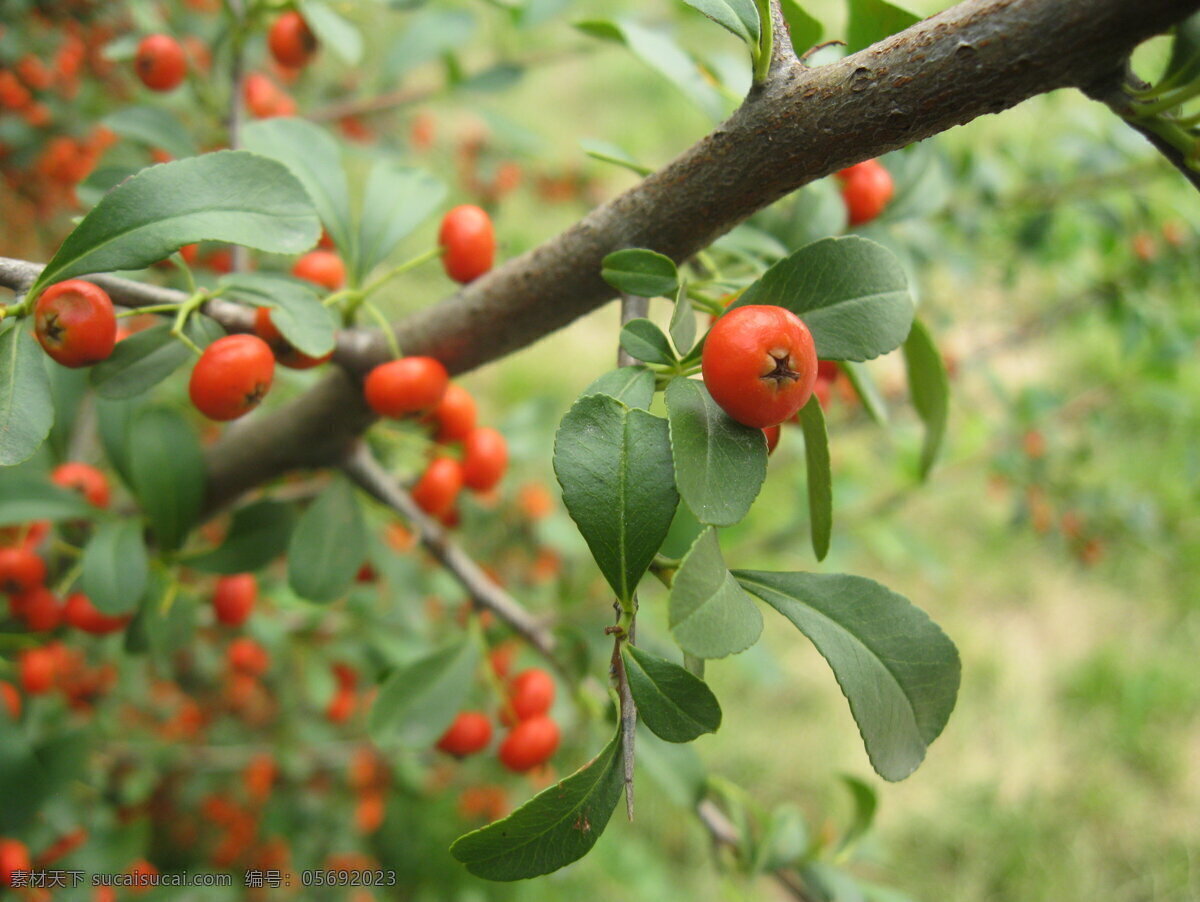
363 357 449 419
0 682 19 720
18 646 57 694
0 838 31 888
763 424 781 455
461 427 507 493
17 586 61 631
497 716 559 772
212 574 257 627
0 547 46 596
188 334 275 421
227 637 269 676
836 159 894 226
253 306 331 370
34 280 117 368
438 205 495 284
412 457 463 517
326 688 356 724
436 711 493 756
51 462 110 508
701 305 818 429
63 592 130 635
134 34 187 92
507 668 554 721
430 384 477 443
292 250 345 291
816 360 839 382
267 11 318 69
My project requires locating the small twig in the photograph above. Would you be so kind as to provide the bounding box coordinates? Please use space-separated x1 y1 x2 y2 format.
616 292 650 368
695 799 821 902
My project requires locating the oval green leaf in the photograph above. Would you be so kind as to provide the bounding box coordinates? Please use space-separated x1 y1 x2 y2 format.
287 476 367 603
680 0 760 45
0 323 53 466
81 519 149 615
619 318 676 366
623 644 721 742
89 315 224 400
581 366 656 410
187 500 296 574
128 406 205 552
797 395 832 561
670 527 762 658
601 248 679 298
357 163 447 281
368 639 480 747
903 319 950 480
219 272 335 357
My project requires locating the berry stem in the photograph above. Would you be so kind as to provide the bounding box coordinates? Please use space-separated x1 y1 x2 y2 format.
752 0 775 85
360 301 403 359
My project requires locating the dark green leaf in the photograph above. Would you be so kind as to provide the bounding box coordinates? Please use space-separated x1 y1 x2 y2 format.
0 729 87 832
218 272 335 357
1163 11 1200 84
780 0 823 55
797 395 832 561
664 378 766 527
0 323 53 466
846 0 920 53
95 398 138 485
451 728 625 880
669 282 697 356
357 163 446 280
733 236 913 362
287 476 367 602
0 479 92 526
368 639 480 746
187 500 296 574
30 152 321 297
45 360 88 460
102 106 197 160
553 394 678 604
582 366 656 410
680 0 760 45
619 318 676 365
298 0 364 65
128 406 204 552
840 360 889 426
903 319 949 479
601 249 679 298
89 315 224 400
670 527 762 658
838 775 877 852
734 570 960 781
81 520 149 615
623 644 721 742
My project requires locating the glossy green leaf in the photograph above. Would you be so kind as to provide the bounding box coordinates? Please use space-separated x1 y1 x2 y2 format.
368 639 480 747
89 315 224 400
287 476 367 602
553 394 678 603
219 272 335 357
664 378 766 527
619 318 676 366
734 236 913 362
903 319 949 479
128 406 204 552
735 569 960 781
298 0 364 65
102 106 197 160
0 323 53 466
670 527 762 658
669 281 697 356
81 520 149 615
601 248 679 298
187 500 296 574
680 0 760 45
797 395 832 561
581 366 656 410
780 0 823 55
0 729 87 832
838 775 878 852
845 0 920 53
357 163 446 280
623 644 721 742
30 152 320 297
451 728 624 880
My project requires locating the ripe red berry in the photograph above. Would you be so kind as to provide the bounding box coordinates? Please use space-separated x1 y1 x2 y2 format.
461 427 507 493
212 574 257 627
326 688 356 724
0 682 19 720
253 306 331 370
506 668 555 721
701 305 818 429
836 159 894 226
18 646 57 694
51 462 111 508
436 711 494 756
430 383 477 443
227 637 269 676
292 250 345 291
763 424 781 455
363 357 449 419
63 592 130 635
438 205 495 284
268 11 318 69
0 838 31 888
17 586 62 631
34 280 117 368
189 334 276 421
412 457 463 517
0 547 47 596
497 715 559 772
134 34 187 92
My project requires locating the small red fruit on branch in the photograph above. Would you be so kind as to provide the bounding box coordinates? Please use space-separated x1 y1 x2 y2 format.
461 427 508 493
497 715 559 772
836 159 894 226
51 462 110 508
34 279 117 368
291 249 345 291
439 204 496 284
189 334 276 421
134 34 187 92
363 357 449 418
212 574 258 627
268 11 318 70
437 711 494 756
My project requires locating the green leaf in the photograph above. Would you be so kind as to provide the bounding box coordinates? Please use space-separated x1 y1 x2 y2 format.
102 106 197 160
670 527 762 658
734 570 960 781
903 319 949 480
635 726 707 806
838 775 877 852
664 378 766 527
754 803 810 872
298 0 364 65
287 476 367 602
451 727 625 880
45 361 88 460
779 0 823 55
659 498 705 561
29 152 321 297
840 360 889 426
1163 11 1200 84
581 366 656 410
242 119 353 261
89 315 224 400
0 323 54 466
553 394 678 604
734 236 913 362
797 395 832 561
845 0 920 53
387 8 476 78
579 139 653 177
128 406 204 552
0 479 92 526
0 729 88 832
669 281 697 356
356 163 447 281
601 249 679 298
95 398 138 485
368 639 480 747
218 272 335 357
187 500 296 574
619 318 676 366
623 644 721 742
81 520 149 615
680 0 760 45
